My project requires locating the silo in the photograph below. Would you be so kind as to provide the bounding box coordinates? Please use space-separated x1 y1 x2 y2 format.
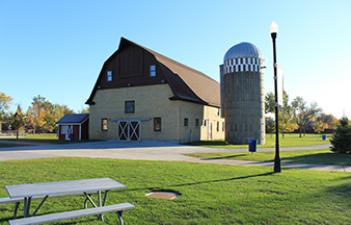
220 42 265 144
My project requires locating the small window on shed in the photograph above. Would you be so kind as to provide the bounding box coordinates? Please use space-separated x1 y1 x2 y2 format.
184 118 189 127
101 118 108 131
154 117 161 132
150 65 156 77
107 71 113 82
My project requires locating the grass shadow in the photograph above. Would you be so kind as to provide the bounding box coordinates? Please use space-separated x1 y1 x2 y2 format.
282 152 351 166
124 172 274 193
202 153 248 160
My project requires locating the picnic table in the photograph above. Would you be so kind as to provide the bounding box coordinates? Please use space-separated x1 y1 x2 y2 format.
5 178 127 218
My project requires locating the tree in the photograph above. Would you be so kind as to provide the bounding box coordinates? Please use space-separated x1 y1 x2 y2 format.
291 97 321 137
29 95 50 133
11 105 25 139
330 117 351 153
312 113 333 133
27 96 74 133
265 92 275 114
0 92 12 121
279 91 297 137
45 104 73 132
291 96 306 137
265 117 275 134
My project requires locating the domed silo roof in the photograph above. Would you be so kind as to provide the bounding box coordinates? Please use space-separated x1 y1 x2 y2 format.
224 42 262 61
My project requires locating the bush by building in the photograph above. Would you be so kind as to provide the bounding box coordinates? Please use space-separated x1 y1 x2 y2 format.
330 117 351 153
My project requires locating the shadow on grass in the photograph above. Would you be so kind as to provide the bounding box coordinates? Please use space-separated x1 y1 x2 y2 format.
202 153 248 160
281 152 351 166
124 172 274 193
325 182 351 201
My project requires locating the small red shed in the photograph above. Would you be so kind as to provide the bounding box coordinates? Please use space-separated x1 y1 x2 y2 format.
57 114 89 141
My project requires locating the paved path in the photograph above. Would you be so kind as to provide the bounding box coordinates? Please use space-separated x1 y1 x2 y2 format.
0 141 348 172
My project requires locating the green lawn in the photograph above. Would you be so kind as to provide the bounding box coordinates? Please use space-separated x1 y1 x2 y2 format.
191 133 332 148
1 158 351 224
188 149 351 166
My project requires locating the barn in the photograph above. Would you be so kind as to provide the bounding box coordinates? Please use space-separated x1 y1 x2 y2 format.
86 38 224 143
57 114 89 141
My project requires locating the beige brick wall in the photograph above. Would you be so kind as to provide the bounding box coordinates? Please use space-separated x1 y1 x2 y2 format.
200 105 225 141
89 84 224 142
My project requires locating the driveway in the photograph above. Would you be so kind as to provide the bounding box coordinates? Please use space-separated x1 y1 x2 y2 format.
1 141 346 172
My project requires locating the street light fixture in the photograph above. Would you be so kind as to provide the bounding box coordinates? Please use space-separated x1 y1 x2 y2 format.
270 21 281 173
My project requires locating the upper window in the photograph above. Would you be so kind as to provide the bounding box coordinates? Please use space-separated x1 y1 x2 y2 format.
107 70 113 82
150 65 156 77
125 101 135 113
101 118 108 131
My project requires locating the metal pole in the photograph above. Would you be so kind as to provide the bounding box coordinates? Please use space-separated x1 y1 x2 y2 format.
271 32 281 173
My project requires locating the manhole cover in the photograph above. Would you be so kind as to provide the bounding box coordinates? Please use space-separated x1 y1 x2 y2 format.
145 190 181 200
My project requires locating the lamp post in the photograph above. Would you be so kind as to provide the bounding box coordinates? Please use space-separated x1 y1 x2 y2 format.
270 21 281 173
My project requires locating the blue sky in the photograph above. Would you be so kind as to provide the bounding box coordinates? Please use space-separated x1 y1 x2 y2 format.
0 0 350 117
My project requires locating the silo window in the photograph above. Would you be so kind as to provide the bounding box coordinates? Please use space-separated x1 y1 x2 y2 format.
216 121 220 132
184 118 189 127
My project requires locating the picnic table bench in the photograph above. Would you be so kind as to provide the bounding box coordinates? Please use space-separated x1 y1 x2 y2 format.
1 178 134 225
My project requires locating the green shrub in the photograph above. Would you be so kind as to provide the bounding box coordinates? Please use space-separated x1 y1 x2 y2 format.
330 117 351 153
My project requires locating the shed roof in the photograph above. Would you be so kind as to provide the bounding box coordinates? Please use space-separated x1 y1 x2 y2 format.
57 114 89 125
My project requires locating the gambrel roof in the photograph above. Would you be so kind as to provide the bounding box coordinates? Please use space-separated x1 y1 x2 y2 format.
86 37 220 107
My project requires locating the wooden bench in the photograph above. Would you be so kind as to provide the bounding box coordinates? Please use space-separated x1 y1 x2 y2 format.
9 203 134 225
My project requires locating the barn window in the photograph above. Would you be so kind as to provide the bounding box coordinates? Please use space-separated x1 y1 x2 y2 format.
150 65 156 77
125 101 135 113
184 118 189 127
154 117 161 131
107 71 113 82
101 118 108 131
